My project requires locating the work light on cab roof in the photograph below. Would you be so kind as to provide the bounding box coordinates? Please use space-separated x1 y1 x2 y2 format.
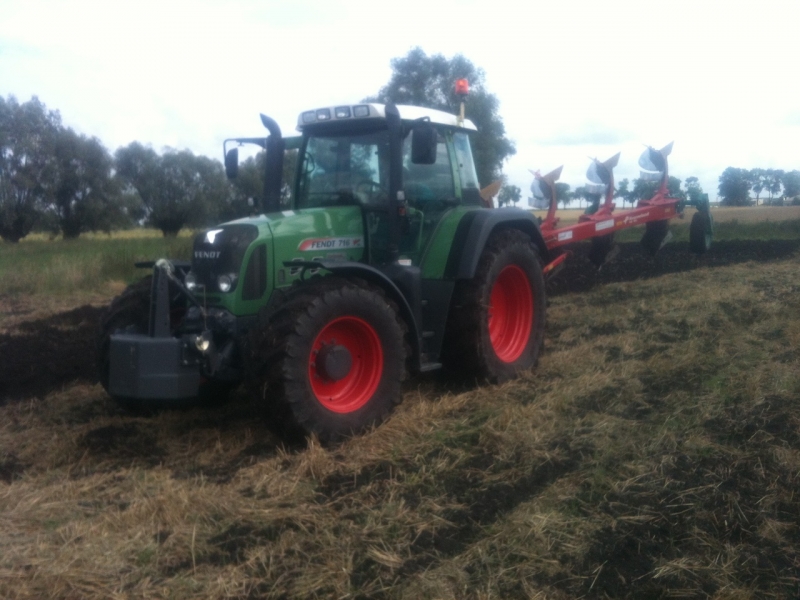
295 103 477 131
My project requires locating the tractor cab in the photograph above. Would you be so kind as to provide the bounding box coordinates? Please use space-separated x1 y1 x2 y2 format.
293 103 481 265
225 103 482 267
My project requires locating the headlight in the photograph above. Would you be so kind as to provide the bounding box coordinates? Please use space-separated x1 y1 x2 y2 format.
184 272 197 291
194 331 212 353
217 274 234 293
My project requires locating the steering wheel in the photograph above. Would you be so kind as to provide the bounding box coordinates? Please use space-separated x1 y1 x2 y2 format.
301 151 316 175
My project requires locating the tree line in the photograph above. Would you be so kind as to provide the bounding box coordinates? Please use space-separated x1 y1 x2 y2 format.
5 47 796 242
0 95 262 243
1 49 517 244
499 167 800 210
717 167 800 207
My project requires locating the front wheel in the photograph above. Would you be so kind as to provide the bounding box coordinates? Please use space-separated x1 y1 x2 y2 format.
249 279 407 442
442 229 546 383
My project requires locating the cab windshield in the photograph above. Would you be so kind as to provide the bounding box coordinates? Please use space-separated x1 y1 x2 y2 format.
296 130 390 209
295 126 470 210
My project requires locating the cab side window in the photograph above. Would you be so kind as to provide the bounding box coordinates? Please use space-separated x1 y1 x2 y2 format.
403 132 454 207
453 132 482 206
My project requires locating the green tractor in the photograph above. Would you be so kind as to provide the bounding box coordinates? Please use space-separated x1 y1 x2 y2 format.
98 102 549 441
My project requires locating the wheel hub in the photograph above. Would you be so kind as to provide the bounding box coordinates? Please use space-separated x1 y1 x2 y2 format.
316 343 353 381
308 316 384 414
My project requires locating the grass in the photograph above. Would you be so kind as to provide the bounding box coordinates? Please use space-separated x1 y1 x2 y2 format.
1 207 798 298
1 211 799 598
0 230 192 297
1 272 798 597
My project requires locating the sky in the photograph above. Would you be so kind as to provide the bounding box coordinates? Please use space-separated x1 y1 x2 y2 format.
2 0 799 204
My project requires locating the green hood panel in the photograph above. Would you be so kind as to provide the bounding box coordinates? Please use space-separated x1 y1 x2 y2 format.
267 206 366 266
206 207 366 316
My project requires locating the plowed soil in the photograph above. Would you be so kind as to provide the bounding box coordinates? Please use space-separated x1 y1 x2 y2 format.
2 235 799 599
2 238 798 405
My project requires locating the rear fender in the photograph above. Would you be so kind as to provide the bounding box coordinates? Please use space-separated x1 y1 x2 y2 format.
445 208 548 279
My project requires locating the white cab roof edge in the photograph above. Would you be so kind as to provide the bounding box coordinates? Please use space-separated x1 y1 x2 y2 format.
296 103 477 132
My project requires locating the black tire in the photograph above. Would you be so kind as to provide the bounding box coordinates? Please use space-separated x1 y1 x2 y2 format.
689 210 712 254
248 278 407 443
96 277 234 411
641 219 670 255
442 229 546 383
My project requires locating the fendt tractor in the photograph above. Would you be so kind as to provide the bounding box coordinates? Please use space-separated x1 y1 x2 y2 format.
98 90 550 441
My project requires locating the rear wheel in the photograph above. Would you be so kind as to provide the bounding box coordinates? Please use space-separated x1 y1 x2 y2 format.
689 210 712 254
443 229 546 383
249 279 407 442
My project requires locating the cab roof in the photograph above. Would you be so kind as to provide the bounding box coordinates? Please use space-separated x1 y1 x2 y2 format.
296 103 477 132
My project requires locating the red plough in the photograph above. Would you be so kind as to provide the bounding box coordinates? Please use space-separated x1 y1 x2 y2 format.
531 143 713 275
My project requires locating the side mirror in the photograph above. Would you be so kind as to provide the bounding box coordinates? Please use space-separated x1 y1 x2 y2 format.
411 122 437 165
224 147 239 179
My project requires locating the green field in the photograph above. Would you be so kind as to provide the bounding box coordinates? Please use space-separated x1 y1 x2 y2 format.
0 230 192 297
1 210 799 599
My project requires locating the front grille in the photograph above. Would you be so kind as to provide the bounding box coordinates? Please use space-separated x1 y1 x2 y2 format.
191 224 259 293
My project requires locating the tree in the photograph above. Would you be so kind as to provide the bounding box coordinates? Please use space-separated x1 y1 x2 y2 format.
573 185 591 209
718 167 752 206
0 95 60 242
114 142 161 224
782 170 800 199
367 47 515 186
765 168 784 201
632 176 684 203
497 184 521 207
116 143 228 236
615 178 630 208
51 127 120 238
554 182 572 209
749 168 765 205
156 150 227 235
684 176 706 205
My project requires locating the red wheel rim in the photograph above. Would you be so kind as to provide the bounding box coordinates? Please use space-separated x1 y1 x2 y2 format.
309 316 383 413
488 265 534 363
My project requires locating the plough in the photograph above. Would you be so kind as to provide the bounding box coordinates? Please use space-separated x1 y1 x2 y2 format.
529 143 713 276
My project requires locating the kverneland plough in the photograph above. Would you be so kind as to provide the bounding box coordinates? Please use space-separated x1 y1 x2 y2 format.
530 143 713 276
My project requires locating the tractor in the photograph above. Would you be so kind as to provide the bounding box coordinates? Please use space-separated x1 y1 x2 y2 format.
97 97 551 441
